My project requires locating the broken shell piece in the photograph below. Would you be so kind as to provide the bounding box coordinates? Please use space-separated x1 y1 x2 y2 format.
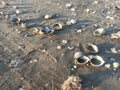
32 27 39 34
62 40 68 44
93 28 105 37
68 46 74 50
2 1 9 6
61 76 82 90
71 7 76 11
57 45 62 49
51 23 63 30
13 6 18 9
44 14 53 20
113 62 119 71
110 47 118 54
93 1 99 5
66 19 77 25
74 56 90 65
65 3 72 8
111 31 120 39
84 9 90 13
9 16 21 25
74 52 83 59
105 64 110 69
106 16 114 20
84 43 98 53
32 26 54 35
70 19 77 24
90 55 105 67
20 23 29 30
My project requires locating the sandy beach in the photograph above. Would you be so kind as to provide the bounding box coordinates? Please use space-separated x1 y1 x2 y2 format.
0 0 120 90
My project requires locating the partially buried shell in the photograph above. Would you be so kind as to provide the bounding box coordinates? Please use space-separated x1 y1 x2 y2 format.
93 28 105 37
113 62 119 71
83 43 98 53
20 23 29 30
9 16 21 25
74 52 83 59
44 14 53 20
51 23 63 30
74 56 90 65
90 55 105 67
32 26 54 35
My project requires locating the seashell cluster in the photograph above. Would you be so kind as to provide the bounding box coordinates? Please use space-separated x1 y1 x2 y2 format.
74 51 105 67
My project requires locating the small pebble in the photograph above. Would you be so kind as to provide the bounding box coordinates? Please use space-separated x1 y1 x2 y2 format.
113 62 119 71
18 45 25 49
71 7 76 11
84 8 90 13
57 46 62 49
19 88 24 90
73 65 77 69
118 77 120 82
16 9 22 14
62 40 68 44
93 1 99 5
13 6 18 9
110 58 116 61
77 29 82 33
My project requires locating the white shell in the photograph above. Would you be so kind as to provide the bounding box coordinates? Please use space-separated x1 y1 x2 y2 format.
68 46 74 50
105 64 111 69
93 28 105 37
70 19 77 24
57 46 62 49
74 52 83 59
84 9 90 13
65 3 72 8
74 56 90 65
84 43 98 53
44 14 52 20
16 9 22 14
90 55 105 67
62 40 68 44
113 62 119 70
93 1 99 5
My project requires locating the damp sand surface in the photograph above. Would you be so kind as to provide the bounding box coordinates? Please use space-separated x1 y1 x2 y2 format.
0 0 120 90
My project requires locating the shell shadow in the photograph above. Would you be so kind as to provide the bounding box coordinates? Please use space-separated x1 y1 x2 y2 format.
79 69 113 89
54 20 93 35
97 42 120 62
